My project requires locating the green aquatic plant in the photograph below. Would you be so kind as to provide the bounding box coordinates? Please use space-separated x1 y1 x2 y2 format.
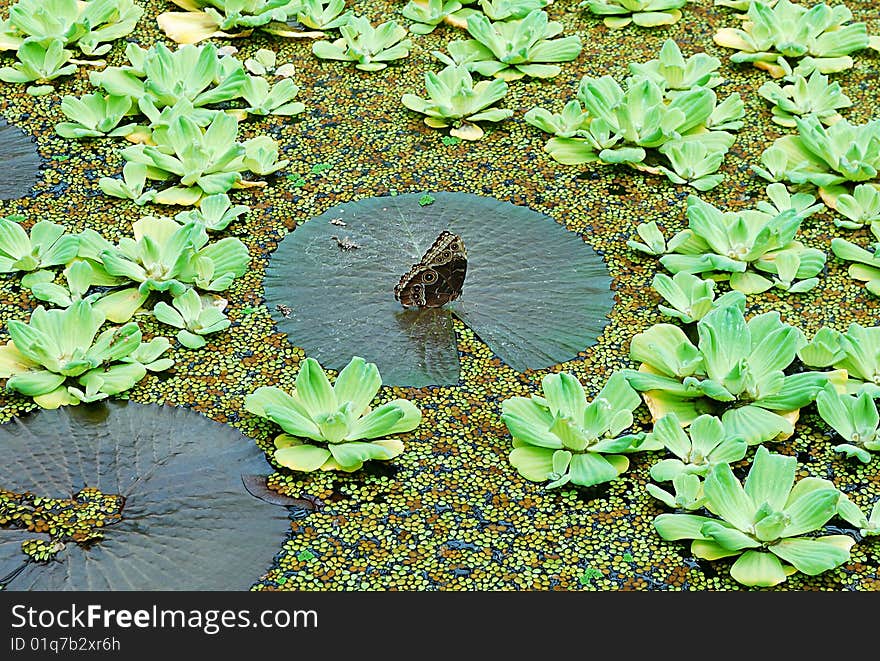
627 220 667 256
54 92 138 139
838 496 880 537
0 0 143 91
19 260 127 318
0 38 77 93
153 288 231 349
815 383 880 464
401 64 514 141
89 42 248 112
647 413 748 482
245 356 422 472
647 472 706 511
754 116 880 210
622 304 841 443
713 0 879 78
830 223 880 298
650 272 746 324
401 0 462 34
654 446 855 587
501 371 658 489
523 49 743 189
434 10 583 81
0 300 173 409
98 215 250 300
0 217 79 275
107 111 287 206
477 0 551 21
156 0 322 44
312 16 412 72
95 163 156 206
296 0 353 30
799 323 880 397
827 184 880 230
627 39 723 94
757 69 851 128
239 75 305 117
631 184 826 294
173 193 249 232
243 47 296 77
581 0 686 29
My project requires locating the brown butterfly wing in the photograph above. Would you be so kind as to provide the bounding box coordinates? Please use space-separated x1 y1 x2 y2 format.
395 231 467 308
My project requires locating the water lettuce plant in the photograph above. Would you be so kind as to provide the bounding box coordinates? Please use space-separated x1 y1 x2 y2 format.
654 446 855 587
477 0 550 21
524 43 743 189
0 39 78 94
627 39 723 95
830 222 880 298
713 0 879 78
0 300 173 409
501 371 659 489
433 10 583 81
0 217 80 275
832 184 880 229
630 184 826 294
650 272 746 324
757 69 851 128
0 0 143 92
799 323 880 397
838 496 880 537
402 0 463 34
647 472 706 511
106 111 287 206
88 42 249 112
312 16 412 71
239 75 305 117
243 47 296 77
815 383 880 464
97 215 250 300
754 117 880 208
245 356 422 472
156 0 323 44
581 0 687 29
401 64 513 140
152 288 231 349
173 193 250 232
622 304 842 443
647 413 748 482
54 92 138 139
296 0 352 31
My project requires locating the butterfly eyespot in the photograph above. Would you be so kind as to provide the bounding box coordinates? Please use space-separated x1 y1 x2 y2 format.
440 250 452 260
423 271 437 283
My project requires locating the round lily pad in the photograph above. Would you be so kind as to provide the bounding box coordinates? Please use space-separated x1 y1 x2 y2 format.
0 401 291 591
0 118 42 200
263 193 614 386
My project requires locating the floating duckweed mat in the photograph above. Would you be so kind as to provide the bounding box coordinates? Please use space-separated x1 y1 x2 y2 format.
0 118 41 200
0 402 291 590
263 192 614 386
0 0 879 591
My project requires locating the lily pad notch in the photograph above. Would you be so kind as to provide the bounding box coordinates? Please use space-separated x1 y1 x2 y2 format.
0 401 296 591
263 192 615 387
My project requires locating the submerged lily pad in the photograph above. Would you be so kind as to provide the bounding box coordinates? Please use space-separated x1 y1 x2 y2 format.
0 401 291 591
0 118 42 200
263 193 614 386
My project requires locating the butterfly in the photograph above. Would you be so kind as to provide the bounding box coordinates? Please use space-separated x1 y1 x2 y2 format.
394 231 467 308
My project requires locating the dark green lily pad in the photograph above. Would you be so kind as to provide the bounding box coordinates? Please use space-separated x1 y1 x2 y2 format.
263 193 614 386
0 401 292 591
0 118 42 200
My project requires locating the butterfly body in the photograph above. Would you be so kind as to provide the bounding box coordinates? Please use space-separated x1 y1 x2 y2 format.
394 231 467 308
